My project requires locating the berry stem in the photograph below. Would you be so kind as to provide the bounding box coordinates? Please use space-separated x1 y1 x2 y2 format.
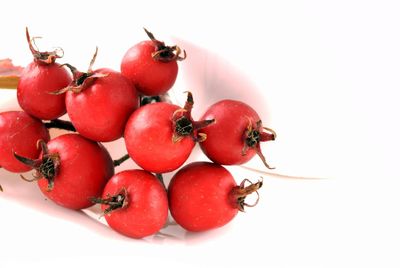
113 154 130 167
44 119 76 132
0 184 3 192
140 95 162 106
0 76 19 89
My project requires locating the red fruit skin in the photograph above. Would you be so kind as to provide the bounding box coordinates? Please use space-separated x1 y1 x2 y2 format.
66 69 138 142
168 162 238 232
37 134 114 209
200 100 261 165
121 40 178 96
124 102 195 173
17 62 72 120
102 169 168 239
0 111 50 172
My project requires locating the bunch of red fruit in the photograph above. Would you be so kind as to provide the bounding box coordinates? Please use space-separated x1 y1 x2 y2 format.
0 28 275 239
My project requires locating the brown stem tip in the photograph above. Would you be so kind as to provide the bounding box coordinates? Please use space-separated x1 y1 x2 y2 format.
231 178 263 212
144 28 186 62
26 27 63 65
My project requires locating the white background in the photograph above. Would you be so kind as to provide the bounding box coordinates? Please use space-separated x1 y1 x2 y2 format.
1 0 400 267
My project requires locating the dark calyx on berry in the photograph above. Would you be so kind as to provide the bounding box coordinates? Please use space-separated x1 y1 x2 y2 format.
26 27 64 65
242 119 276 169
245 128 261 147
172 92 215 143
175 117 193 136
13 140 60 191
144 28 186 62
90 188 128 215
52 47 107 95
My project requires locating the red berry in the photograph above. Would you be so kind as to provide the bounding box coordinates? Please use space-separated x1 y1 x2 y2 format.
66 69 138 142
17 28 71 120
200 100 276 169
121 28 186 96
168 162 262 232
14 134 114 209
92 169 168 239
59 49 138 142
0 111 49 172
124 92 213 173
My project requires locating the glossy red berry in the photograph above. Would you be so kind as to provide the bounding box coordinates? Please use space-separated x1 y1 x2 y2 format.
59 49 138 142
168 162 263 232
124 92 213 173
14 134 114 209
17 28 71 120
0 111 49 172
200 100 276 169
121 28 186 96
91 169 168 239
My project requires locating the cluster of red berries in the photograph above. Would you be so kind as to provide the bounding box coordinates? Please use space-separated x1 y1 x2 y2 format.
0 28 276 239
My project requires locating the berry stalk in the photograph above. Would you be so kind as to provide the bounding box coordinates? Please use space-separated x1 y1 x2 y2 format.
113 154 130 167
44 119 76 132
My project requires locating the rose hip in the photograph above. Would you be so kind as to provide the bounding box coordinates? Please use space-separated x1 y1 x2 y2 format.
200 99 276 169
168 161 262 232
124 92 214 173
14 134 114 209
0 111 49 172
91 169 168 239
121 28 186 96
56 48 138 142
17 28 71 120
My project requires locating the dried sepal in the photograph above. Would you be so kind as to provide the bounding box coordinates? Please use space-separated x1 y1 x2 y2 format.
242 118 276 169
26 27 63 65
171 92 215 143
90 187 129 216
51 47 108 95
231 178 263 212
13 139 60 191
144 28 186 62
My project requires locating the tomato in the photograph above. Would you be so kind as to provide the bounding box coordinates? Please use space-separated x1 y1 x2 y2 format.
14 134 114 209
17 28 71 120
0 111 49 172
199 100 276 169
168 162 263 232
92 169 168 239
120 28 186 96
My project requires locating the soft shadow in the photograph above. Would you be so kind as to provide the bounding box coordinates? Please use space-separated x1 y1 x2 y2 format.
170 38 272 121
0 169 128 240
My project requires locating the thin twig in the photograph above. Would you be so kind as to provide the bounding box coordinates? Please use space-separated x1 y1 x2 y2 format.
113 154 130 167
44 119 76 132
